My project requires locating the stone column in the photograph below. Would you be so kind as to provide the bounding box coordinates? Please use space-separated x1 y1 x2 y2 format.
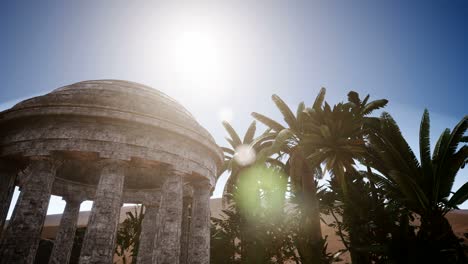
187 182 212 264
0 157 58 264
152 172 184 264
48 196 83 264
179 186 193 264
79 160 126 264
0 163 16 235
136 196 161 264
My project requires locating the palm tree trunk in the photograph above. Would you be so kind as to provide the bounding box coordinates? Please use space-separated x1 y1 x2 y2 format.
299 168 323 264
419 212 467 263
342 168 372 264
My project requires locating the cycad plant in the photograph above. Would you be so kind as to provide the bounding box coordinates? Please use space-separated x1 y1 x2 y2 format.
114 206 144 264
365 110 468 263
219 121 289 263
252 92 326 264
299 90 388 263
220 120 283 205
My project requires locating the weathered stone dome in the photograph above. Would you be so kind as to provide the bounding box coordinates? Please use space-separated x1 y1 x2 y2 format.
0 80 219 263
0 80 222 194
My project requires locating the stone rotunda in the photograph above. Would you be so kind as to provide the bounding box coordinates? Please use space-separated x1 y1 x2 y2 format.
0 80 223 264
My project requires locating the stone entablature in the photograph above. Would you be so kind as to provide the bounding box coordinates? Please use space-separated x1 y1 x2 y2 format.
0 80 222 264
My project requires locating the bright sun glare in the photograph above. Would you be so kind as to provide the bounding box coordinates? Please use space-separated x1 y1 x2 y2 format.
166 25 232 94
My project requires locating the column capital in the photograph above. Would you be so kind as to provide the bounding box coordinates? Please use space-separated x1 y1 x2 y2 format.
29 156 63 171
190 180 212 194
183 184 194 198
61 195 85 205
145 194 162 208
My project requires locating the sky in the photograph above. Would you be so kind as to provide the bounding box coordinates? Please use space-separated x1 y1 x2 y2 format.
1 0 467 216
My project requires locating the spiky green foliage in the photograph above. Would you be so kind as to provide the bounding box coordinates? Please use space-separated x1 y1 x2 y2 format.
365 111 468 214
220 121 284 206
115 206 144 264
211 166 294 264
252 92 326 264
300 90 389 263
364 111 468 262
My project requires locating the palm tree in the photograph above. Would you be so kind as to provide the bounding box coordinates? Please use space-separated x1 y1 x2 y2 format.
220 120 283 206
114 206 144 264
365 110 468 263
299 90 388 263
302 91 388 193
251 91 325 264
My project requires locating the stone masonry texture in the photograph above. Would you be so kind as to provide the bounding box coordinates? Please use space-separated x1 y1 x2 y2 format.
0 80 222 264
179 195 192 264
0 166 16 235
137 199 161 264
187 183 212 264
78 161 125 264
0 158 57 264
48 198 82 264
153 174 184 264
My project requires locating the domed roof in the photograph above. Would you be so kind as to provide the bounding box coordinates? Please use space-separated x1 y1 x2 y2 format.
7 80 219 153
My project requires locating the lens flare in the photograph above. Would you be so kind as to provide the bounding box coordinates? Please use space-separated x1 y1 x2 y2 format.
234 144 256 166
236 165 287 220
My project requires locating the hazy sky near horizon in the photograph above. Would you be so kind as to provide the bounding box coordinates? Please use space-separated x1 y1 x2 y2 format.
1 0 467 215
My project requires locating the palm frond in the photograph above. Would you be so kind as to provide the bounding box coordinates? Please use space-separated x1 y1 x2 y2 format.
361 94 370 107
270 128 295 153
250 132 277 150
347 91 361 106
222 121 242 147
419 109 434 200
243 121 257 144
272 94 297 131
433 128 451 162
225 137 237 150
447 115 468 156
362 99 388 116
447 182 468 208
251 112 285 132
296 102 305 132
221 147 235 155
312 87 326 111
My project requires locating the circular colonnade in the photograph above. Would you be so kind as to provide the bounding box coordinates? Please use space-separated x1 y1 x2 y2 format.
0 80 222 264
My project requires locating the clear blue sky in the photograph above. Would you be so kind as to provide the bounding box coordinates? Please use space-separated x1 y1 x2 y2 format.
1 0 467 215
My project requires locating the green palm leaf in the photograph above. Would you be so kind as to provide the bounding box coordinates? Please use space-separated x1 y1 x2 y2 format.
347 91 361 106
250 131 277 150
221 147 235 155
270 128 295 153
447 182 468 208
312 87 326 111
243 121 257 144
251 112 285 132
272 94 297 131
225 137 237 150
361 99 388 115
222 121 242 147
419 109 434 200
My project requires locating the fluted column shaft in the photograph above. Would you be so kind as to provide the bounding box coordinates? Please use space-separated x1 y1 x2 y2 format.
49 198 82 264
79 160 125 264
0 165 16 235
187 183 212 264
0 158 58 264
136 197 161 264
153 173 184 264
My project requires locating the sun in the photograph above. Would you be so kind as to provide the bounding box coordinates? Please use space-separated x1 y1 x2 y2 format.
173 30 220 78
166 24 232 95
